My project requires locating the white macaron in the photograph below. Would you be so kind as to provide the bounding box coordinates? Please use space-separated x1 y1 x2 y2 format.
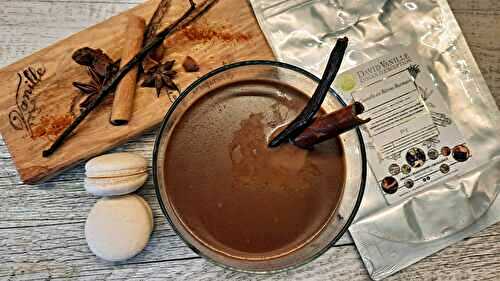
85 195 154 262
85 152 148 196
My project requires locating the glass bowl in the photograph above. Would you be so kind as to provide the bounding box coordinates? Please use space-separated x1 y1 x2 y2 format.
153 60 366 273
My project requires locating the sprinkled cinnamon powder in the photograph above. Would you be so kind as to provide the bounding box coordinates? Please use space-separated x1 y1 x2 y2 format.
31 114 74 139
178 25 251 43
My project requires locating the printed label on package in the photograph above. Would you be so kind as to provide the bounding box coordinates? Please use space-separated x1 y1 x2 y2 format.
336 48 472 204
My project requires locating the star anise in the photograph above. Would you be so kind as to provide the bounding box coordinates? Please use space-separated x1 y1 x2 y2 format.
141 60 180 97
71 48 119 111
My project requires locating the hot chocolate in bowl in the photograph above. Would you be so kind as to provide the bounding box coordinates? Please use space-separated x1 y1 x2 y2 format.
153 61 366 272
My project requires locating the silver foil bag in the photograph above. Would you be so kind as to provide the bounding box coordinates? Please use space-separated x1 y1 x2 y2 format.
249 0 500 279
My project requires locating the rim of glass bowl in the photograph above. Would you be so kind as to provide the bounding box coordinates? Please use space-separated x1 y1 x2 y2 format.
152 60 367 274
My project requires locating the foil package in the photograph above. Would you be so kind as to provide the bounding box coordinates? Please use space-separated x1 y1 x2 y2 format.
249 0 500 279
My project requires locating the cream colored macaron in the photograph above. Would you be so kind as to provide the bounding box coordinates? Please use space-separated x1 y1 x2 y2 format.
85 195 154 262
85 152 148 196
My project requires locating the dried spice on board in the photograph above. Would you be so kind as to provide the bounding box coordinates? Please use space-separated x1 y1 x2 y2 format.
71 48 119 112
141 60 179 97
182 56 200 72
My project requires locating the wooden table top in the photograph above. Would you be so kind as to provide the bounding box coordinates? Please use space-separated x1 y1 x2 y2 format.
1 0 499 280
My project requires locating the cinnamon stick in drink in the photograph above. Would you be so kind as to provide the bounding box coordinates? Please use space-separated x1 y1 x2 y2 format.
292 102 370 149
110 15 146 125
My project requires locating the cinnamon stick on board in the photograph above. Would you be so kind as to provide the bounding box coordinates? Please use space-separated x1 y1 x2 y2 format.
110 15 146 125
292 102 370 149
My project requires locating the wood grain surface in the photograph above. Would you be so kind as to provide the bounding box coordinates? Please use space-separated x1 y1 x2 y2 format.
0 0 499 280
0 0 273 184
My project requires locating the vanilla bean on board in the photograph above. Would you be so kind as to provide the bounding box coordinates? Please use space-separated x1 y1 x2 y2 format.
144 0 171 45
293 102 370 149
268 37 349 148
42 0 206 157
143 0 171 63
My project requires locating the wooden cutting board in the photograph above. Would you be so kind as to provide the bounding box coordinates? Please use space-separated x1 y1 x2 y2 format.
0 0 274 184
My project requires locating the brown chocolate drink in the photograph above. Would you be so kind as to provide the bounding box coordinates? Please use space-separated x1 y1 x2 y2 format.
164 80 346 259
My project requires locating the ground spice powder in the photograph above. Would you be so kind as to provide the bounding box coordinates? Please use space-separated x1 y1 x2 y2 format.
178 25 251 43
31 114 75 139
